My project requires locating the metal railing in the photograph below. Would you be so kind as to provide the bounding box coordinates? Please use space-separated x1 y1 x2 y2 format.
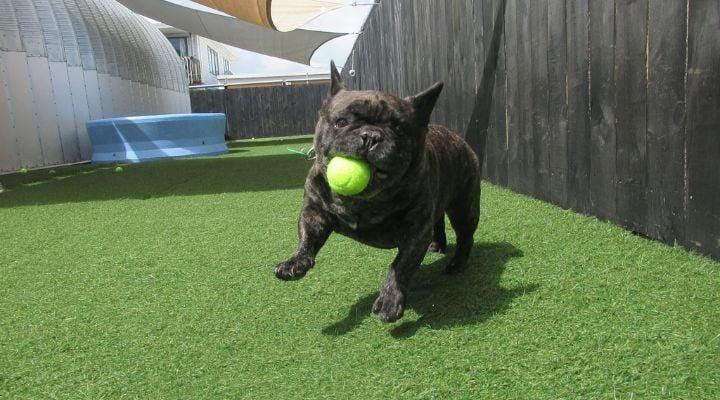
181 56 202 85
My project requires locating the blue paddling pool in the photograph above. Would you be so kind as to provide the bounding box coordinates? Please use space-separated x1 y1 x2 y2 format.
87 113 228 163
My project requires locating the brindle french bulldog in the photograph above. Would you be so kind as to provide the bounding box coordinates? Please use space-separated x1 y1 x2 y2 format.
274 61 480 323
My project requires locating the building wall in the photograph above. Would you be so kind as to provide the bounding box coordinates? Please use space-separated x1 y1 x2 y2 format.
0 0 191 173
341 0 720 260
188 35 236 85
155 21 237 86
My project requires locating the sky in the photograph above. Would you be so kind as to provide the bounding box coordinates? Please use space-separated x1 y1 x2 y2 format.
167 0 374 76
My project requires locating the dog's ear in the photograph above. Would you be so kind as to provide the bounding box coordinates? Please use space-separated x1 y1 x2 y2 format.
407 82 444 127
329 60 344 97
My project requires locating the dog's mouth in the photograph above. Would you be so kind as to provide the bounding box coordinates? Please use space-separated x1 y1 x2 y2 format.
326 150 391 181
323 147 399 192
374 168 390 180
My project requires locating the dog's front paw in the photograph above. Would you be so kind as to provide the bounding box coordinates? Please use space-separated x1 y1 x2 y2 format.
274 256 314 281
372 288 406 323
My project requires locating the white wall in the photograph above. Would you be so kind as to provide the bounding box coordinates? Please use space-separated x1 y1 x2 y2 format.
189 35 236 85
0 0 191 173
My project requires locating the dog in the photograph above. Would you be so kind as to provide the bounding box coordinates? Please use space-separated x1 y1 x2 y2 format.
274 61 481 323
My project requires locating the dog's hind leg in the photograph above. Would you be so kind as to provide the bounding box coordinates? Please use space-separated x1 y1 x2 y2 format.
445 186 480 273
427 217 447 253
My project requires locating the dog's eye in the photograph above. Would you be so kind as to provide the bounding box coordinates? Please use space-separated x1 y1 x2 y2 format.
334 118 349 129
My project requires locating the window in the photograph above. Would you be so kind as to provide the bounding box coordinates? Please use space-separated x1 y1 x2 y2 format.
168 37 188 57
223 59 232 75
208 47 219 75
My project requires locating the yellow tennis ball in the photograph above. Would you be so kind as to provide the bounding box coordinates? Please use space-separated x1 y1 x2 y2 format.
326 156 371 196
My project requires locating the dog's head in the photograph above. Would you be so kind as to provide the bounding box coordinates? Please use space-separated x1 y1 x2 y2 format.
314 61 443 199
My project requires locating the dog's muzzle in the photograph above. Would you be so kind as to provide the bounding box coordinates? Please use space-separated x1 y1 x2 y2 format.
360 130 383 152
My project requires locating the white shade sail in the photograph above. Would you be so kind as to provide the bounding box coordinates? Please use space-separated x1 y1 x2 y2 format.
115 0 346 65
192 0 346 32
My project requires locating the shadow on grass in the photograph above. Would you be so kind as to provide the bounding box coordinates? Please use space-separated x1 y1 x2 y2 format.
0 153 311 208
322 242 535 338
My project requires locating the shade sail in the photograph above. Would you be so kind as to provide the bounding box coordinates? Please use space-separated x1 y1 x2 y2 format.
115 0 345 65
192 0 346 32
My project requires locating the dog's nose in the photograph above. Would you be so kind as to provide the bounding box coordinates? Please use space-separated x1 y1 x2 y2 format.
360 131 383 151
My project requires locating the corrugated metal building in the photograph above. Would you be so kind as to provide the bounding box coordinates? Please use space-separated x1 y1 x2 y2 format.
0 0 191 173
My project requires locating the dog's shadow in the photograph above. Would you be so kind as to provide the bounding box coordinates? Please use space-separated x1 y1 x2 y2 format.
322 242 536 338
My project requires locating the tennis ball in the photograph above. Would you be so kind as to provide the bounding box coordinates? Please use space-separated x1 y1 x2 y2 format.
326 156 371 196
115 166 124 173
19 167 28 174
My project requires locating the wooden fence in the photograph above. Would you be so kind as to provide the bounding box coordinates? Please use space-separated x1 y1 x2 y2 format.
190 83 329 139
342 0 719 260
187 0 719 260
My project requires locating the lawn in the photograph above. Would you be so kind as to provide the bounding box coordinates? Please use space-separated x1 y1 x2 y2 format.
1 136 718 399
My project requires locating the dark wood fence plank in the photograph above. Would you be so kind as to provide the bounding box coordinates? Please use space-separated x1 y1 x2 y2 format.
399 0 417 95
474 0 487 116
466 0 507 168
455 2 477 135
433 0 449 125
504 0 522 193
223 87 241 137
359 7 380 91
481 0 509 184
491 0 509 187
374 1 387 91
389 1 404 96
565 0 591 214
589 0 616 221
414 0 434 93
464 0 484 159
614 0 649 233
375 0 390 92
547 0 568 207
647 0 687 245
475 0 490 174
389 0 403 95
516 0 535 196
686 1 720 259
530 0 550 201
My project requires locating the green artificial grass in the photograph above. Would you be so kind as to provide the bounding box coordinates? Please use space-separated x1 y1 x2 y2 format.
1 136 718 399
